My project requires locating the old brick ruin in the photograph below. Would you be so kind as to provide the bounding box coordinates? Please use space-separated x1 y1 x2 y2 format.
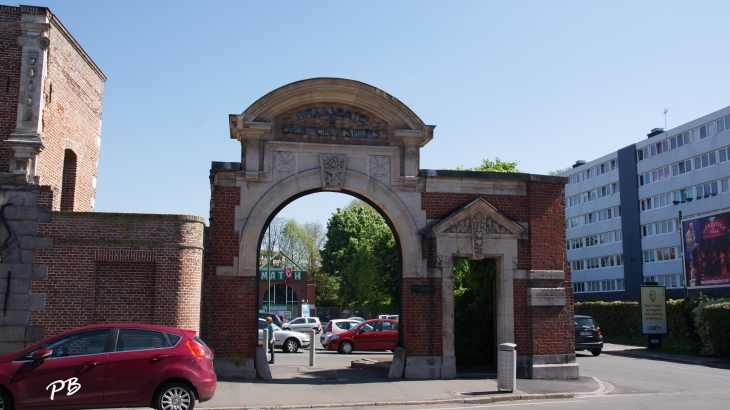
0 5 203 353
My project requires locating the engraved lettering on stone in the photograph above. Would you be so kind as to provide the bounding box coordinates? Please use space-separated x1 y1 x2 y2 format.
320 154 346 189
274 151 294 174
369 156 390 177
473 212 486 259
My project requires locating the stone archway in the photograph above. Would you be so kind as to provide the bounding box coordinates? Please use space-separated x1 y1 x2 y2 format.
202 78 576 380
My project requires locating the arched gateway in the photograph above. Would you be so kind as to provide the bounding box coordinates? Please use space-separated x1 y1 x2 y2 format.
202 78 577 379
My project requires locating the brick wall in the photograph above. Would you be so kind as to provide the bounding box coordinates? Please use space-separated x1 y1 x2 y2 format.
0 7 24 172
38 15 105 211
201 184 255 357
31 212 204 339
401 278 442 357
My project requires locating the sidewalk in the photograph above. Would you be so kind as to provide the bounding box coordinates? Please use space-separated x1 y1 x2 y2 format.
197 364 594 410
603 342 730 370
191 343 730 410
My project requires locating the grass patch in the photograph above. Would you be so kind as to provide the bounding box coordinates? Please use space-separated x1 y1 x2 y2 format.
604 336 700 356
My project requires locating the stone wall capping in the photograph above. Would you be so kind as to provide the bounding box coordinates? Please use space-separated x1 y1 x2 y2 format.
51 211 206 224
527 270 565 280
420 169 567 184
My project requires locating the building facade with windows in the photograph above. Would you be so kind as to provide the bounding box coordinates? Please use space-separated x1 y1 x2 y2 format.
562 105 730 301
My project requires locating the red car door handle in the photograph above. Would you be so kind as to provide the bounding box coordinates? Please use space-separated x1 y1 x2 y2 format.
83 361 100 367
151 354 168 361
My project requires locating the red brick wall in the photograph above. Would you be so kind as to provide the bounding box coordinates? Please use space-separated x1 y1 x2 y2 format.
31 212 204 339
38 16 105 211
421 192 530 270
201 184 256 357
401 278 442 357
0 7 24 172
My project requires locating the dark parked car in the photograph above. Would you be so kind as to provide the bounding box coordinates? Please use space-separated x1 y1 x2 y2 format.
575 315 603 356
259 312 284 328
0 323 216 410
327 319 398 354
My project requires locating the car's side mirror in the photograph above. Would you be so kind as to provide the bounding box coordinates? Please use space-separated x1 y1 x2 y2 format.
32 349 53 361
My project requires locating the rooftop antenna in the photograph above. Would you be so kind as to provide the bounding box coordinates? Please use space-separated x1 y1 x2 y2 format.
664 108 676 130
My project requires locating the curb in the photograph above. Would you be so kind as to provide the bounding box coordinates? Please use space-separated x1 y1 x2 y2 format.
198 393 574 410
605 350 730 370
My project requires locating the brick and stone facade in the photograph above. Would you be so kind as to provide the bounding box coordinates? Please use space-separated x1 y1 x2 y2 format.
31 212 205 339
0 4 104 211
0 6 205 356
204 78 575 380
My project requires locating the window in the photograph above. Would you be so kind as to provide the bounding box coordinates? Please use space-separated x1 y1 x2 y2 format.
612 182 620 193
602 280 616 291
571 260 584 271
722 178 729 193
46 329 110 358
587 281 600 292
568 174 581 185
670 132 690 149
672 160 692 176
567 216 583 229
584 190 597 202
610 159 618 170
694 151 718 171
116 329 167 352
573 282 585 293
639 173 651 186
60 149 78 212
718 147 729 163
617 279 625 290
640 198 653 211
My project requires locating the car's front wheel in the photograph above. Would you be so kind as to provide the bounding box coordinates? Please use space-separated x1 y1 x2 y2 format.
156 382 196 410
591 349 602 356
338 341 354 354
0 388 14 410
283 338 300 353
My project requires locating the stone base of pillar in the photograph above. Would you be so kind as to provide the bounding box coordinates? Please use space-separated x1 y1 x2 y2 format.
404 356 456 379
212 357 256 379
517 354 579 379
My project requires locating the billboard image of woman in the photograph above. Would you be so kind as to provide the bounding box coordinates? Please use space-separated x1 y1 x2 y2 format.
682 211 730 288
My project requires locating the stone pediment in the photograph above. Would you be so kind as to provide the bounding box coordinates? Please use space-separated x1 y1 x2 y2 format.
432 199 523 259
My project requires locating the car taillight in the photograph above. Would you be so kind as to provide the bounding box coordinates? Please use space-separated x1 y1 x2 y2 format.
597 328 602 335
187 339 213 360
326 322 332 332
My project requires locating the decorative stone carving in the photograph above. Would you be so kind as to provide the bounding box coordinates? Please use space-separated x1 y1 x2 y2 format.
274 151 294 174
446 217 470 233
22 52 38 122
527 288 566 306
472 212 486 259
320 154 346 190
369 155 390 177
37 36 50 49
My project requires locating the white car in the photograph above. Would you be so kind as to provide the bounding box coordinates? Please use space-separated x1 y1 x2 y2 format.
282 316 322 334
320 319 361 349
378 314 399 320
258 319 311 353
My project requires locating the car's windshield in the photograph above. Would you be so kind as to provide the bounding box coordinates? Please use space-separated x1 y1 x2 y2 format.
574 318 595 328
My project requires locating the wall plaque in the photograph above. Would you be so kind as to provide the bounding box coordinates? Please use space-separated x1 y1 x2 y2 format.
411 284 435 294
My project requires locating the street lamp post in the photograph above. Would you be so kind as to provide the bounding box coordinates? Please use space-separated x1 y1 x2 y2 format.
267 225 271 313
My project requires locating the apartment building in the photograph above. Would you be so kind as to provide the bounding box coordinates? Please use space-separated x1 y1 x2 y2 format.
562 105 730 301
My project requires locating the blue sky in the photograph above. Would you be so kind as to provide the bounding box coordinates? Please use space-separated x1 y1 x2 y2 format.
30 0 730 226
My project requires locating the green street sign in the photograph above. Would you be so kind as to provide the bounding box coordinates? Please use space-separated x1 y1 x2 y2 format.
410 284 435 294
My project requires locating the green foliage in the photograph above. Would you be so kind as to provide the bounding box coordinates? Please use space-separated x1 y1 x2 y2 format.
548 166 571 176
453 258 495 367
695 302 730 357
574 301 640 338
321 200 398 312
308 267 340 306
454 157 521 173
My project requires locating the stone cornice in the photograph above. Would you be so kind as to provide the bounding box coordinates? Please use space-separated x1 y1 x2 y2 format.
49 14 106 82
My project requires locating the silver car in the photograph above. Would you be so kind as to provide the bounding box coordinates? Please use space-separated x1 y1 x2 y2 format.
320 319 361 349
258 319 311 353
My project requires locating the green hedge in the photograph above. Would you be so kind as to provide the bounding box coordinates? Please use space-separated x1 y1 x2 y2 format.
694 301 730 356
574 301 640 338
575 299 695 340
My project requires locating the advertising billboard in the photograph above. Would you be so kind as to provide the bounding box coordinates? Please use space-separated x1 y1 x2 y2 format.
682 210 730 288
639 286 667 335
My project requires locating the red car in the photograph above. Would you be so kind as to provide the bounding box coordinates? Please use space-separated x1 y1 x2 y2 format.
0 323 216 410
326 319 399 354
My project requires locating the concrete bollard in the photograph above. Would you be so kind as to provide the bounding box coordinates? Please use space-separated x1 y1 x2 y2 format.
309 329 316 366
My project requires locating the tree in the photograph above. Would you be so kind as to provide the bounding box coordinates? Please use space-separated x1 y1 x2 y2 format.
454 157 521 173
321 200 398 311
548 166 572 176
